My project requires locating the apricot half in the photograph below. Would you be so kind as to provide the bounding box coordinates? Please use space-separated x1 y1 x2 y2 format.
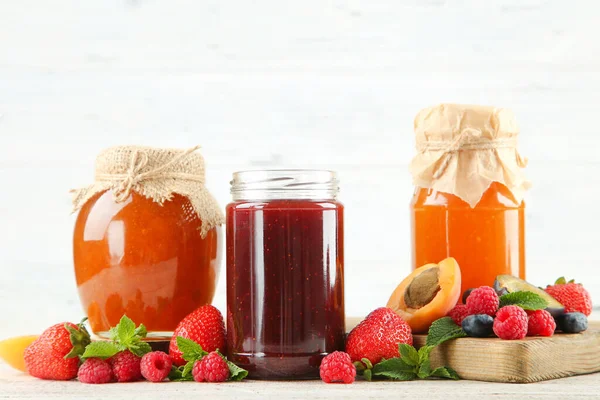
386 257 462 333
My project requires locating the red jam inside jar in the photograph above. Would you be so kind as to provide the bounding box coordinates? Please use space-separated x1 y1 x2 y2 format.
226 170 345 380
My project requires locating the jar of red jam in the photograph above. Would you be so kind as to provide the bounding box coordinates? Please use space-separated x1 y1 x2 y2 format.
226 170 345 380
72 145 224 339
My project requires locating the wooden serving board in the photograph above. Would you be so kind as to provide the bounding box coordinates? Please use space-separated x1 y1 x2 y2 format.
347 318 600 383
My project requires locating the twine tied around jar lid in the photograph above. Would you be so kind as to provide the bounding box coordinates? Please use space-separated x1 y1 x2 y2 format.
410 104 531 207
71 145 224 237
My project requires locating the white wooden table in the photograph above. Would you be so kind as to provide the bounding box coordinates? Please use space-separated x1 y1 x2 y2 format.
1 363 598 400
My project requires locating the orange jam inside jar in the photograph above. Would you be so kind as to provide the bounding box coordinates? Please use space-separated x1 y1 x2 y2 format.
411 182 525 296
72 146 224 338
409 104 530 296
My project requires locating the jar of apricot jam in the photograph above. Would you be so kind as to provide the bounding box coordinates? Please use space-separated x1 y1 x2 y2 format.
409 104 529 296
72 146 223 339
226 170 345 380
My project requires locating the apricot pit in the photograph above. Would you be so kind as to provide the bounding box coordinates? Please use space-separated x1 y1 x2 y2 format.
387 257 462 333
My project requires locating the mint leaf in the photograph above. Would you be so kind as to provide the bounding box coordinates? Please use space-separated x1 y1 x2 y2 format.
372 358 416 381
116 315 136 344
181 361 195 378
128 341 152 357
168 365 193 382
176 337 208 362
226 359 248 381
134 324 148 338
426 317 467 346
417 359 431 378
81 341 120 360
430 366 460 380
499 291 548 310
373 357 416 375
418 345 433 365
398 344 419 366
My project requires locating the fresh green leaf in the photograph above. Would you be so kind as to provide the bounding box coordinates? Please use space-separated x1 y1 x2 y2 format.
364 369 373 381
426 317 467 346
116 315 136 344
373 357 416 376
181 361 195 378
81 341 120 360
417 359 431 378
134 324 148 338
128 341 152 357
418 345 433 365
353 361 366 372
398 344 419 366
361 358 373 370
168 365 193 381
108 327 119 342
555 277 567 285
430 366 460 380
499 291 548 310
176 337 208 362
64 320 91 359
371 358 416 381
226 360 248 381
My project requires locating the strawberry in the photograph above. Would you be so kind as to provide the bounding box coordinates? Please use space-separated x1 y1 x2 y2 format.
169 305 226 366
24 320 90 380
345 307 413 365
545 277 592 316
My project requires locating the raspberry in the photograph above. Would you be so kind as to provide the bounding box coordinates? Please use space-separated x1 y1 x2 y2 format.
192 351 229 382
493 306 528 340
466 286 499 317
110 350 142 382
448 304 469 325
527 309 556 337
78 358 113 384
319 351 356 384
140 351 172 382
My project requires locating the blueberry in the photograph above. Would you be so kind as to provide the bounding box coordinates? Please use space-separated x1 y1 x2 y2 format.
556 312 588 333
462 288 474 304
462 314 494 337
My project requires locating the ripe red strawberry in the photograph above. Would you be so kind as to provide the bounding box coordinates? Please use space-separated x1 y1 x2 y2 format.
169 305 226 366
545 277 592 316
24 320 90 380
345 307 413 365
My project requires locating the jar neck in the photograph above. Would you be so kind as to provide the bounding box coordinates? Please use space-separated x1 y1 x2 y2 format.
230 170 339 201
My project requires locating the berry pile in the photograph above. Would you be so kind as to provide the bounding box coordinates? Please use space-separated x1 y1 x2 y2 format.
449 284 590 340
23 306 247 385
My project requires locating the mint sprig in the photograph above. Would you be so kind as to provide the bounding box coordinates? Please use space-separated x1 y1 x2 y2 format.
170 336 248 381
81 315 151 359
499 291 548 310
361 317 465 381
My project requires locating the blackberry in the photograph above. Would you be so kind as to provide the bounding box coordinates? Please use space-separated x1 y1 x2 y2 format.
556 312 588 334
462 288 474 304
462 314 494 338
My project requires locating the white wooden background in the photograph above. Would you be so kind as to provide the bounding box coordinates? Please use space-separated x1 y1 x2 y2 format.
1 0 599 338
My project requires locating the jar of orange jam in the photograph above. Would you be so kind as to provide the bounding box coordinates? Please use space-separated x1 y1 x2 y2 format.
71 146 224 338
409 104 530 296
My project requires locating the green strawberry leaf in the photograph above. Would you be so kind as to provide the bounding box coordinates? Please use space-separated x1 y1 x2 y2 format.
81 341 120 360
555 277 567 285
353 361 366 372
499 291 548 310
426 317 467 346
364 369 373 381
360 358 373 370
64 319 91 359
176 337 208 362
398 344 419 366
430 366 460 380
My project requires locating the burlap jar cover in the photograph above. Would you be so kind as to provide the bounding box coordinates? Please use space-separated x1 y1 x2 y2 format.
71 145 224 236
409 104 531 207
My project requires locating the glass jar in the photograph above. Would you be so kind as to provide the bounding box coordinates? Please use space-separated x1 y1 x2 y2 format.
226 170 345 380
72 145 224 339
411 182 525 296
409 104 529 297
